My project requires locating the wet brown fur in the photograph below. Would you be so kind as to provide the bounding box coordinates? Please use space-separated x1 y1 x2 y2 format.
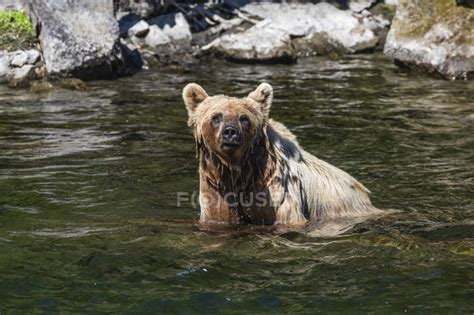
183 83 382 228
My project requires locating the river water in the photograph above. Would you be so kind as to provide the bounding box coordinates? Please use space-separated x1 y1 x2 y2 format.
0 54 473 313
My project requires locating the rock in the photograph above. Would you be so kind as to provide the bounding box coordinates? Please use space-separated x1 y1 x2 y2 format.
12 65 36 80
11 51 28 67
191 15 246 48
349 0 377 12
384 0 474 80
118 12 141 38
114 0 166 18
0 0 28 11
247 3 378 53
292 32 344 57
8 65 36 88
58 78 87 90
129 0 160 18
30 81 54 93
204 2 378 61
361 5 393 51
119 12 194 66
144 25 169 47
34 63 47 79
203 21 296 63
456 0 474 8
30 0 120 79
370 3 397 23
112 40 145 74
145 13 192 48
0 54 11 83
128 20 150 38
26 49 41 65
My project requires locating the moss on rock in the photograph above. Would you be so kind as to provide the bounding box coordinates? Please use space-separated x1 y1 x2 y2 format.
395 0 472 39
0 11 37 51
385 0 473 79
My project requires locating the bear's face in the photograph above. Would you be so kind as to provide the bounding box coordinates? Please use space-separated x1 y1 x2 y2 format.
183 83 273 164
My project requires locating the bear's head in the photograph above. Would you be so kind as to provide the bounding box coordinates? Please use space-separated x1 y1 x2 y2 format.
183 83 273 165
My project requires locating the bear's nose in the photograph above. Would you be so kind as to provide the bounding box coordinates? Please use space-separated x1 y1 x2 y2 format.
222 126 241 144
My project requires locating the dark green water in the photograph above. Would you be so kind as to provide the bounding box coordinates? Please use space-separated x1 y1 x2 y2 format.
0 54 473 313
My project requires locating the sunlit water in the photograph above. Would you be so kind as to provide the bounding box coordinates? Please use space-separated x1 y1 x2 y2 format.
0 54 473 313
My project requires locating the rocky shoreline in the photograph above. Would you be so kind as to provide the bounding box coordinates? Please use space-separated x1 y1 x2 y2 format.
0 0 472 89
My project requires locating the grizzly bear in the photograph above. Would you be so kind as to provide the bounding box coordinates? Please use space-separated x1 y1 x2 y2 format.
183 82 382 230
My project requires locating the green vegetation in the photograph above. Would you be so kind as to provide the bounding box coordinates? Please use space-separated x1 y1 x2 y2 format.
0 11 36 51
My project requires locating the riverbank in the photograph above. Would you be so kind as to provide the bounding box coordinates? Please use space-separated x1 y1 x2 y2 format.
0 0 472 88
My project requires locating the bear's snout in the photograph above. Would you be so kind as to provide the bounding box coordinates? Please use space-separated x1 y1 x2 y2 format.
222 125 242 147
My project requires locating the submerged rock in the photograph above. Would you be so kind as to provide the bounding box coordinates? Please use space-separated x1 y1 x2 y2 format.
384 0 473 80
30 80 54 93
58 78 87 91
30 0 120 79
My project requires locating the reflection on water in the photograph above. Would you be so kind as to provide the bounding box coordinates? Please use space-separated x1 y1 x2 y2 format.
0 54 473 313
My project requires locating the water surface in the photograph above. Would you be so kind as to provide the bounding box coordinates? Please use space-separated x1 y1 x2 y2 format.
0 54 473 313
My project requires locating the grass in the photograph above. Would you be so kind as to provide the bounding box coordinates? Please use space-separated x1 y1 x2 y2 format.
0 11 36 51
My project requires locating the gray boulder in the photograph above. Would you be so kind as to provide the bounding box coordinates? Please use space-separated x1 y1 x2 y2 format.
348 0 377 12
8 65 37 88
202 21 296 63
145 13 192 48
11 65 36 81
245 3 378 53
384 0 473 80
11 51 28 68
204 2 379 62
128 20 150 38
26 49 41 65
30 0 120 79
143 25 169 47
358 6 392 51
123 12 194 65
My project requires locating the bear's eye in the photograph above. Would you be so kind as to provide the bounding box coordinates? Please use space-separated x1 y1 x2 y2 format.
240 115 250 128
211 114 223 127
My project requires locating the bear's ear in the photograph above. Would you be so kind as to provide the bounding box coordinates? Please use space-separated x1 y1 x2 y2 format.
183 83 209 116
248 83 273 117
